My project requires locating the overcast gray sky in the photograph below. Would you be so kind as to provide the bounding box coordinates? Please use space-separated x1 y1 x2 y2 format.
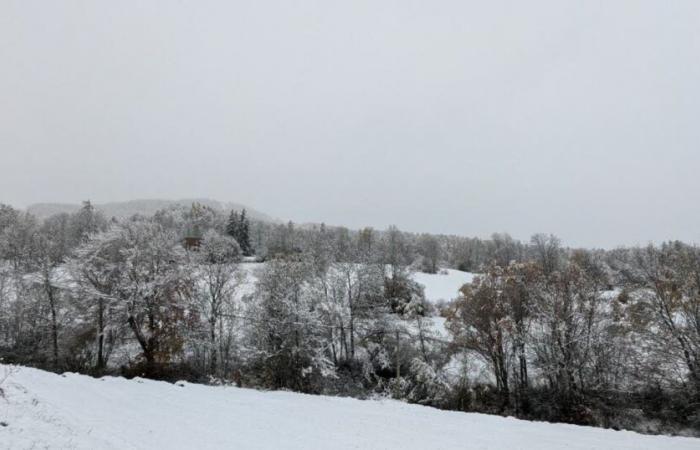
1 1 699 248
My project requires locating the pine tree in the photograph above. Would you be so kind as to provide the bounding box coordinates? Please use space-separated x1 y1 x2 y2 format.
226 210 240 241
225 209 252 256
239 209 252 256
71 200 105 244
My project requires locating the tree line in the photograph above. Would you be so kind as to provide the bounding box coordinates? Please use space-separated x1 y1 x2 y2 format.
0 201 698 435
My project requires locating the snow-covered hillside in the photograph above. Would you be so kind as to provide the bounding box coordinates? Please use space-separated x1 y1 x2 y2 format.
237 263 475 305
1 365 696 450
412 269 476 303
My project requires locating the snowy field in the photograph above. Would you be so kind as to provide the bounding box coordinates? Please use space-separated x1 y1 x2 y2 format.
1 365 697 450
412 269 475 304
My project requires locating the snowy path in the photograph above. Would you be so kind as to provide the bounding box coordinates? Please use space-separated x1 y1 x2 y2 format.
1 365 697 449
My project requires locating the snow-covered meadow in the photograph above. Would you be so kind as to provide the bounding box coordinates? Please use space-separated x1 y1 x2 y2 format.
1 365 697 450
411 269 476 304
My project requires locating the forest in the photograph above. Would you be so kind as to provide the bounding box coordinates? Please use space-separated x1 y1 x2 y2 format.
0 201 698 436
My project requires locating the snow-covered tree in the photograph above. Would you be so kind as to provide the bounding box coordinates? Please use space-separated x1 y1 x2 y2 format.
418 234 441 274
245 256 333 392
71 226 126 371
74 219 192 370
194 230 243 376
226 209 252 256
621 243 700 396
447 267 514 407
527 258 610 421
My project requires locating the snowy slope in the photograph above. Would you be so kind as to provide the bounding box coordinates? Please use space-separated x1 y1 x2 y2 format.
412 269 476 303
1 365 697 450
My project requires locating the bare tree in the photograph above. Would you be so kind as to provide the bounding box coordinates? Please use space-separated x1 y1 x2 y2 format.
447 266 514 407
622 243 700 396
418 234 441 274
530 233 562 276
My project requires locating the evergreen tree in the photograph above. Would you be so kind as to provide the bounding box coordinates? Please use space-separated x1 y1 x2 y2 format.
238 209 252 256
71 200 106 244
225 209 252 256
226 210 240 241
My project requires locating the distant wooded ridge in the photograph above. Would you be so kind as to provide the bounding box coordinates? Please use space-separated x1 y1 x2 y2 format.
26 199 275 223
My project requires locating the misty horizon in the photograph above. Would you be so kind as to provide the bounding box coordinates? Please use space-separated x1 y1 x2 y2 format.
6 196 693 250
2 1 699 248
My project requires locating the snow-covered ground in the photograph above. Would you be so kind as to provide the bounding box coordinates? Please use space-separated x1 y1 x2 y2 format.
411 269 475 304
1 365 696 450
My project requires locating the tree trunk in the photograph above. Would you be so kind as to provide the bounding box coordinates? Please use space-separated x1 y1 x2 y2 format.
127 314 153 364
330 328 338 366
517 339 529 413
395 330 401 378
339 324 348 361
45 280 59 370
210 317 217 375
96 298 105 371
418 320 429 362
347 273 355 360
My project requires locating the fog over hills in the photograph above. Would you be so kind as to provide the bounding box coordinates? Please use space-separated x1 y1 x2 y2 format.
26 198 276 222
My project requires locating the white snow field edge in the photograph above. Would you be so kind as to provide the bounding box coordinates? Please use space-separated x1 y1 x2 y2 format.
412 269 476 304
1 366 697 450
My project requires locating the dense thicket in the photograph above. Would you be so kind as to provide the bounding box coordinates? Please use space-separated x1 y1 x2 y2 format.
0 202 697 436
